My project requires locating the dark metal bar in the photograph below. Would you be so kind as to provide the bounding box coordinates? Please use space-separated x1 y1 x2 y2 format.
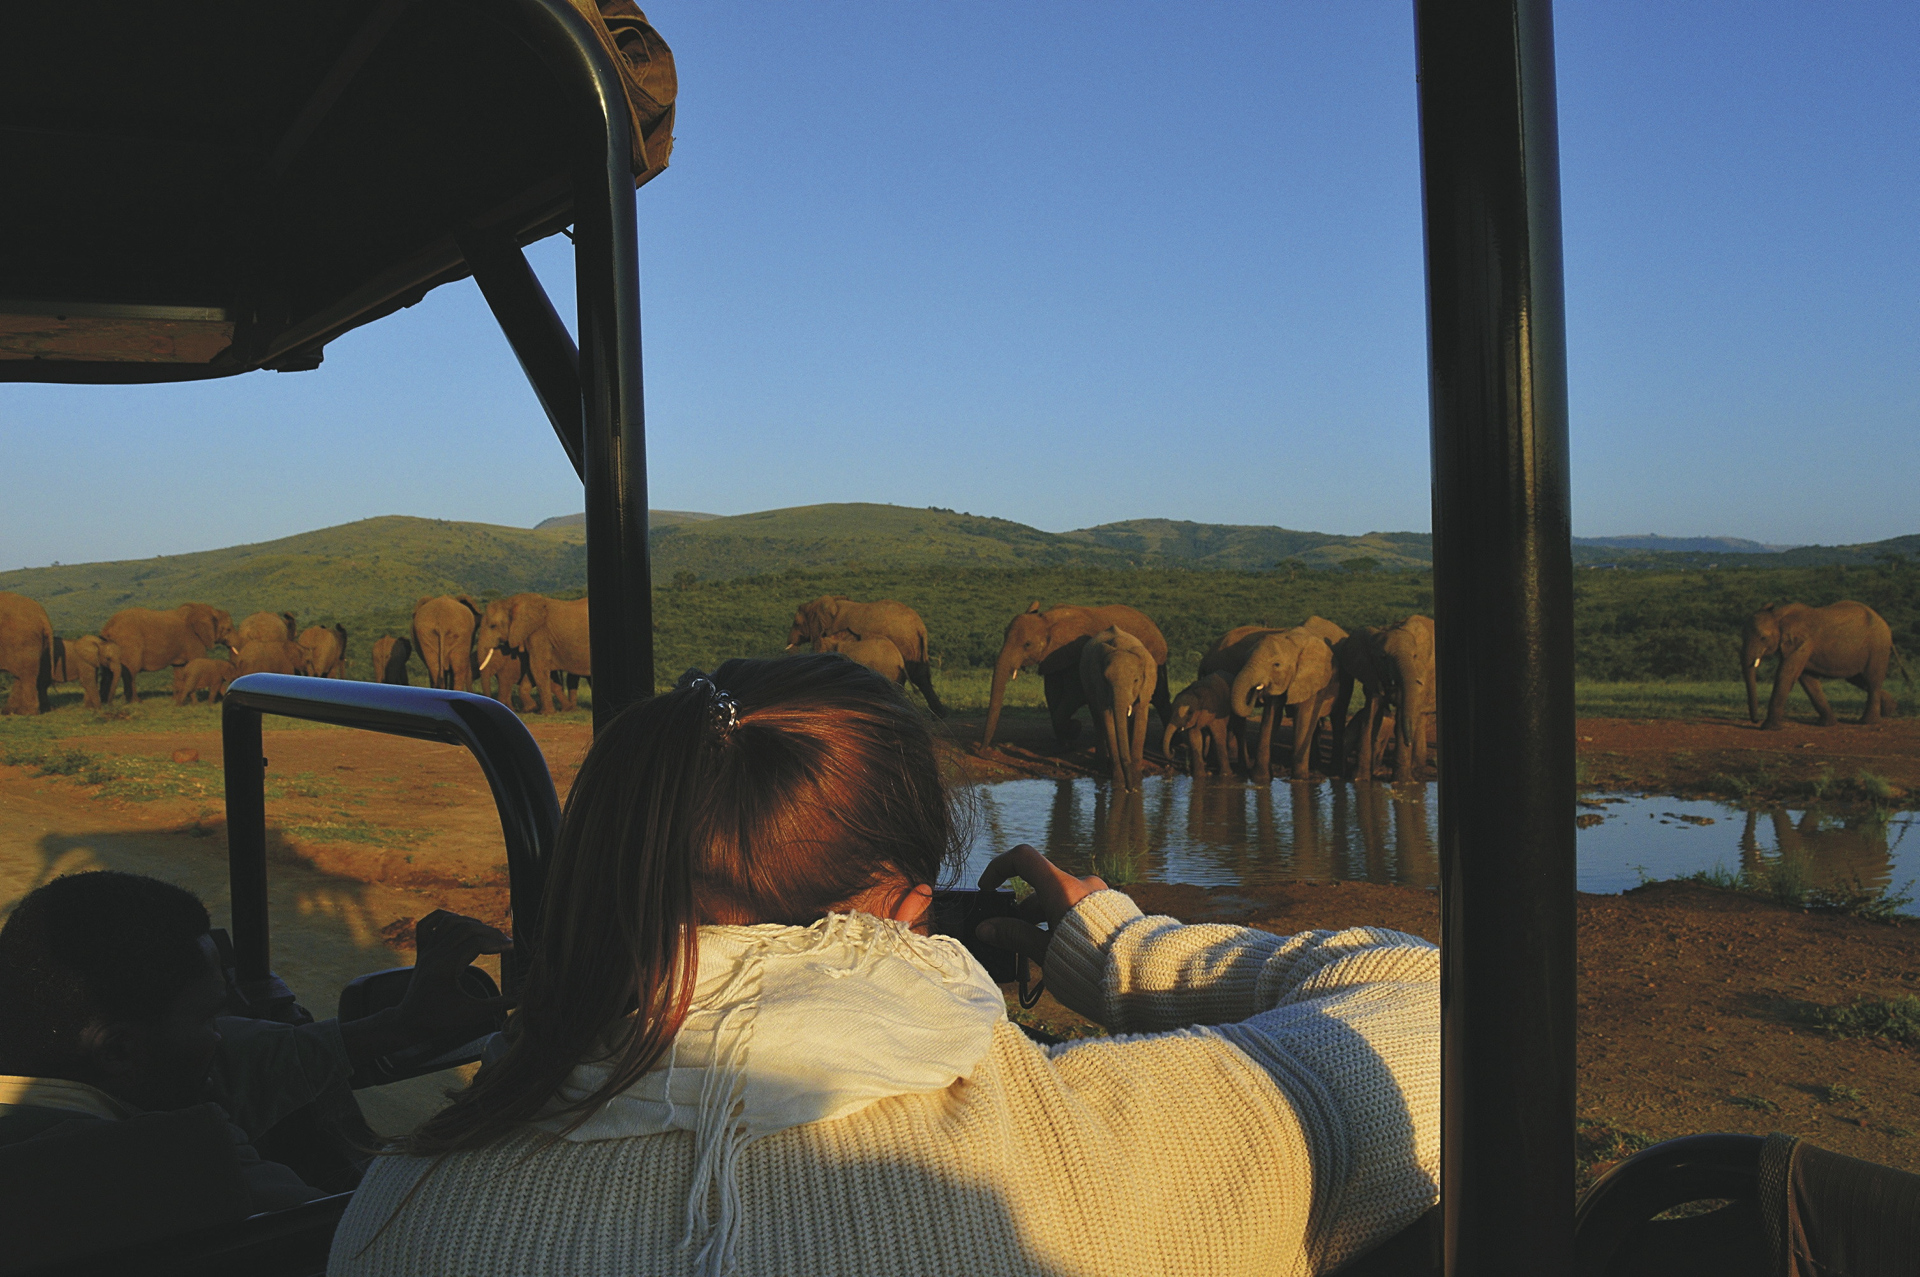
220 676 562 993
482 0 657 730
462 235 586 479
1414 1 1577 1274
220 700 270 985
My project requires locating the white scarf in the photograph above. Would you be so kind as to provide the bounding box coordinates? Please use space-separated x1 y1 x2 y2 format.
532 911 1006 1274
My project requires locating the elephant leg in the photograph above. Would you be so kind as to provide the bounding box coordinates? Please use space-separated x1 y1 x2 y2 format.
1253 701 1278 784
1762 655 1804 729
1043 669 1083 746
1851 671 1886 725
1329 676 1353 779
1800 674 1835 727
905 660 948 718
1183 726 1204 778
1291 702 1320 782
1354 695 1378 783
1102 706 1127 786
1206 721 1229 777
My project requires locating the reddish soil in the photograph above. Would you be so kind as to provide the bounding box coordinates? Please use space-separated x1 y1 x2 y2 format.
4 712 1917 1169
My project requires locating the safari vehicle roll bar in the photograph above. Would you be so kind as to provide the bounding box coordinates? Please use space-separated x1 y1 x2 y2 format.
221 674 561 1005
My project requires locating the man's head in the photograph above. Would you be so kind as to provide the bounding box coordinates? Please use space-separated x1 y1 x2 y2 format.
0 872 225 1111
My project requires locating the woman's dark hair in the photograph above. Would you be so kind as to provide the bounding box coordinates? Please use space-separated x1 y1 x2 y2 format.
403 654 964 1155
0 871 212 1075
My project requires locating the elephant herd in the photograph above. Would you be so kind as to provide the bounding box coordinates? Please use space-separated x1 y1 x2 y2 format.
784 593 1437 791
0 591 591 716
974 601 1437 790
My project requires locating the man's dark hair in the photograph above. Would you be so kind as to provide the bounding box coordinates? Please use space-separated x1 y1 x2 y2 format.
0 872 213 1072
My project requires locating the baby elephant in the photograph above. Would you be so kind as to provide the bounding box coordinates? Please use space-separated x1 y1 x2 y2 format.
51 635 124 710
173 658 236 705
232 639 310 679
815 631 907 687
1162 672 1236 779
371 635 413 685
1079 626 1155 791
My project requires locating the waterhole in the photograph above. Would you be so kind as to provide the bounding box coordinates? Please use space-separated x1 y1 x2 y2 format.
961 778 1918 914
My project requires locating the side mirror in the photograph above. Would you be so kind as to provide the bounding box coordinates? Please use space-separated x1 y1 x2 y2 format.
337 965 501 1088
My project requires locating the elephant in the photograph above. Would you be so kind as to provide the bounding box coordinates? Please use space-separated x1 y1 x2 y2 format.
981 603 1171 750
298 624 347 679
232 639 310 679
172 658 235 705
476 645 557 712
1744 601 1900 729
1201 616 1349 776
412 595 483 692
1230 624 1341 782
236 611 297 646
815 631 907 686
786 596 946 716
100 603 236 704
49 635 125 711
0 592 56 715
1080 627 1155 791
1161 673 1236 778
474 594 589 714
1337 616 1435 783
371 636 413 685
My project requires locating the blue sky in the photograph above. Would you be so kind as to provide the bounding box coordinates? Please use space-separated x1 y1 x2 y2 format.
3 1 1915 569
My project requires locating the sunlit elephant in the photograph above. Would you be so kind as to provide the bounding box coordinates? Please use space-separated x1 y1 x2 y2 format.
1200 616 1348 775
476 645 563 712
371 636 413 685
50 635 124 711
100 603 236 704
1743 601 1900 729
232 639 310 678
172 658 235 705
1338 616 1435 782
1230 624 1341 782
1080 627 1155 791
474 593 589 714
298 624 347 679
236 611 297 646
815 631 907 687
786 596 946 716
0 592 56 715
981 603 1171 750
412 595 482 692
1161 672 1236 779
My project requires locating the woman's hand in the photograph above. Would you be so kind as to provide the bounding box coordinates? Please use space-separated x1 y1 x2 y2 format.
974 845 1106 967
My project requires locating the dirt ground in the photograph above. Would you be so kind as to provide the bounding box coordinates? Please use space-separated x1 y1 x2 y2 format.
2 711 1916 1168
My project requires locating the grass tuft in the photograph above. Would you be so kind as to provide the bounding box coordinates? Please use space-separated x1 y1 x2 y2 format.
1728 1093 1781 1113
1814 995 1920 1046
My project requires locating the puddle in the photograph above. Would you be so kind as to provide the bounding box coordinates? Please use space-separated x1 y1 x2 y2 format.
962 779 1919 914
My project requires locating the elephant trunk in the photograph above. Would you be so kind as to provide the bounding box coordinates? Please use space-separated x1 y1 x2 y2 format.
1743 638 1765 723
981 653 1019 748
1230 665 1264 720
1161 717 1178 761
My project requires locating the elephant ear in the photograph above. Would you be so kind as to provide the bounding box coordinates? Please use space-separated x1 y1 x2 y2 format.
456 594 483 619
1025 601 1042 615
187 610 217 647
1285 636 1334 705
414 597 434 614
508 596 550 649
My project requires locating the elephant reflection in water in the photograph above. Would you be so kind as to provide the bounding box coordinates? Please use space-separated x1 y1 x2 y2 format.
1089 784 1153 885
1739 807 1898 897
1338 783 1439 888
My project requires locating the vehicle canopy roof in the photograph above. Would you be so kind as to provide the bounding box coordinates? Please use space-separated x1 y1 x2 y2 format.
0 0 674 382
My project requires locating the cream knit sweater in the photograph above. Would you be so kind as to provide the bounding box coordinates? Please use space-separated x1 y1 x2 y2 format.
328 890 1438 1277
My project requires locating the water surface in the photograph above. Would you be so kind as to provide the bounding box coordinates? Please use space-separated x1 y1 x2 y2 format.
961 778 1918 913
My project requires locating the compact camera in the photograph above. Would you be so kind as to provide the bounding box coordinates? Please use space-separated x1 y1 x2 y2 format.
929 887 1039 1003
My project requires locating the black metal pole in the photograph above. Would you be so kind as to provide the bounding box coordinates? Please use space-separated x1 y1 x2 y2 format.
221 700 271 985
1415 1 1577 1274
463 235 587 481
484 0 657 731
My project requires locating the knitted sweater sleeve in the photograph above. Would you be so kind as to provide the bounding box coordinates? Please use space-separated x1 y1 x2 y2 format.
1043 889 1440 1271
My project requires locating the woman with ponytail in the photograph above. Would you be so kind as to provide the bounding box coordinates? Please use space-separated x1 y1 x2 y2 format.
330 654 1439 1277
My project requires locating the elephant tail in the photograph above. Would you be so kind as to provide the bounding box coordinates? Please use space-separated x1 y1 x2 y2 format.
1892 644 1915 692
47 633 64 683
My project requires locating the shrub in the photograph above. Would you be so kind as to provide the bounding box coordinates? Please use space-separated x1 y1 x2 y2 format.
1816 995 1920 1046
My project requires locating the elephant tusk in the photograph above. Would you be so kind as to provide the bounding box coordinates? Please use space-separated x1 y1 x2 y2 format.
480 649 494 672
784 643 798 652
1010 668 1019 682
